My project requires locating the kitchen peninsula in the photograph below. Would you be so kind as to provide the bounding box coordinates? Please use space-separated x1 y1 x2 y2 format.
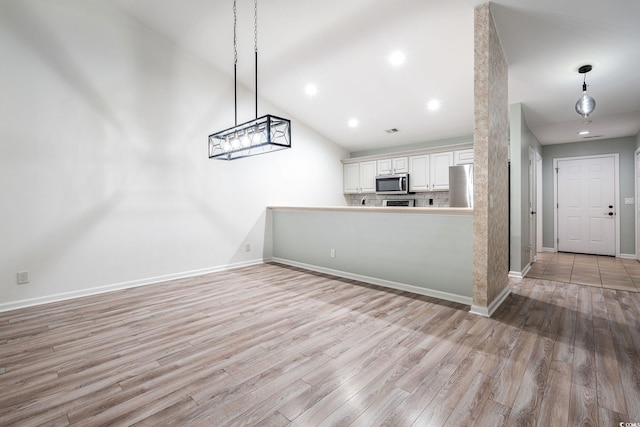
266 206 473 305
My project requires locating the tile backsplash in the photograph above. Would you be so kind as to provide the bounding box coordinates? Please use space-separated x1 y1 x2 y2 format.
344 192 450 207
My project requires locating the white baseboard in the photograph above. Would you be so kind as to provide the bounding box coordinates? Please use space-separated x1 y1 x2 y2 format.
508 263 531 279
539 250 635 260
270 257 473 306
0 259 264 313
470 285 511 318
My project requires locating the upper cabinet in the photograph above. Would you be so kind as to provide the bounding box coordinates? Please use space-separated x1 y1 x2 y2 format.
430 151 454 191
454 149 474 165
359 161 377 193
343 160 377 194
343 163 360 194
408 155 430 192
392 157 409 174
377 157 408 175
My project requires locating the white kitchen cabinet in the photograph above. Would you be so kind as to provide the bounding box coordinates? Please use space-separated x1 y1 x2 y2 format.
343 161 377 194
408 155 430 192
343 163 360 193
430 151 454 191
377 157 408 175
377 158 392 175
392 157 408 173
359 161 377 193
454 149 474 165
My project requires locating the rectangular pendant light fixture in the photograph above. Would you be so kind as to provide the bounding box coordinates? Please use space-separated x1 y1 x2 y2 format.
208 114 291 160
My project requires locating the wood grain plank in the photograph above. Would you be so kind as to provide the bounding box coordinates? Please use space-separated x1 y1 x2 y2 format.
285 347 407 427
411 350 487 426
487 328 537 408
603 289 640 420
505 336 554 425
315 363 408 426
443 372 494 427
471 399 510 427
130 398 200 427
553 283 579 364
599 406 627 427
537 361 572 427
592 289 628 415
394 309 468 393
572 311 596 389
569 383 598 427
379 362 456 427
348 386 409 427
618 290 640 353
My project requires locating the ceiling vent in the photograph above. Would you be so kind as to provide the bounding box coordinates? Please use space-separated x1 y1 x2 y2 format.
385 128 400 134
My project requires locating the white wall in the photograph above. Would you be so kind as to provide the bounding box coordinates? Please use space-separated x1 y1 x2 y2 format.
0 0 347 310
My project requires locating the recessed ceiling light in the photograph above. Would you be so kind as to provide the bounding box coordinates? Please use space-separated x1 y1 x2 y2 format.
427 99 440 111
305 84 318 96
578 130 590 135
388 51 405 67
348 118 359 128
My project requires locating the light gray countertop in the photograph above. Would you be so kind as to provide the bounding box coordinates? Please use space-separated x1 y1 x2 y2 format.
267 206 473 215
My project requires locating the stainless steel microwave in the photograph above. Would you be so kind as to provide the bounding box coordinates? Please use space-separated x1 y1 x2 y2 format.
375 174 409 194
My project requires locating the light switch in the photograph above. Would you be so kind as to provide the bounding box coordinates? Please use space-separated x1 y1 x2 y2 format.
625 198 634 205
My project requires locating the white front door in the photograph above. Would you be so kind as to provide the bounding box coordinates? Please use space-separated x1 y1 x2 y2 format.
557 156 616 256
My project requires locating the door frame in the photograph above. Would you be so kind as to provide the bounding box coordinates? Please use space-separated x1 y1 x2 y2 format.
553 153 620 256
528 147 537 263
635 148 640 260
536 153 543 253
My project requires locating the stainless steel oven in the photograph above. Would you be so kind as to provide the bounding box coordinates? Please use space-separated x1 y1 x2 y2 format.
382 199 415 207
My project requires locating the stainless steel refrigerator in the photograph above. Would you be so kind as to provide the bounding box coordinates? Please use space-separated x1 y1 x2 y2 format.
449 165 473 208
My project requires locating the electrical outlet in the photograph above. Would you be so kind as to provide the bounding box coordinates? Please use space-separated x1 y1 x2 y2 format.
330 249 336 258
17 271 29 285
245 244 251 252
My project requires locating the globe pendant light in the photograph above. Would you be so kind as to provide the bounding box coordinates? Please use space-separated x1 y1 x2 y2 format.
209 0 291 160
575 65 596 118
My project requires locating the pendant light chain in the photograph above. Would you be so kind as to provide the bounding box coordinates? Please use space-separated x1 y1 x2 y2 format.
254 0 258 53
233 0 238 65
254 0 258 119
233 0 238 126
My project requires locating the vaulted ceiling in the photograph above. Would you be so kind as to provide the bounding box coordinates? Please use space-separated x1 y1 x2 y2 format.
111 0 640 151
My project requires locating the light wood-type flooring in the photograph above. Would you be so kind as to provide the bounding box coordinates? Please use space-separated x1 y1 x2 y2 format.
1 259 639 426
